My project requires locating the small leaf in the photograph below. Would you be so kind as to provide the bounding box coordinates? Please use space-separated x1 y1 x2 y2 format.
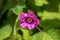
0 25 12 40
16 33 22 40
11 0 26 15
20 28 31 40
12 5 26 15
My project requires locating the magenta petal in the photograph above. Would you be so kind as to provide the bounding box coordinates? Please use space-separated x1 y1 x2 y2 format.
35 19 40 24
27 24 35 30
20 22 27 28
20 13 28 22
33 19 40 25
28 12 37 19
20 11 40 30
37 19 40 24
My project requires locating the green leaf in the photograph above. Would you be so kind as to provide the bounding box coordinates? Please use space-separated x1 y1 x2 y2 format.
37 11 60 20
16 33 22 40
0 25 12 40
37 11 59 20
47 29 60 40
11 0 26 15
37 11 60 30
12 5 26 15
32 29 60 40
35 0 48 6
41 11 59 20
32 32 54 40
20 28 31 40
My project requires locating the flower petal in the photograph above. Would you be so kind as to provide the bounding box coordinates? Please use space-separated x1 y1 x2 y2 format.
20 22 27 28
27 24 35 30
33 19 40 25
20 13 28 22
35 19 40 24
28 12 37 19
19 11 40 30
37 19 40 24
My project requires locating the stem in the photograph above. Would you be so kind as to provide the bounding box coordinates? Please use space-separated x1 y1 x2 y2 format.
36 26 42 32
13 15 19 39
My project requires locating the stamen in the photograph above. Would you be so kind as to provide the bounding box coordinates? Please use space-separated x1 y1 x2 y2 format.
27 18 32 23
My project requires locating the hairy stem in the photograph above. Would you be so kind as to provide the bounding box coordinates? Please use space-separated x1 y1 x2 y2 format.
13 15 19 40
36 26 42 32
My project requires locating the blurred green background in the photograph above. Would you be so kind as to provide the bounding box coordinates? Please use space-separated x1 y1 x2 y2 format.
0 0 60 40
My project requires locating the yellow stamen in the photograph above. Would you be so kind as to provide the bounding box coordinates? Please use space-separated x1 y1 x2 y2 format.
27 18 32 23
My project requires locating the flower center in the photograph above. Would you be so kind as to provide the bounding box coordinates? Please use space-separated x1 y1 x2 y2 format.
27 18 32 23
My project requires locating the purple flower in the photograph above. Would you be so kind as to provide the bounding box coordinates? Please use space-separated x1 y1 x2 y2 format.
19 11 40 30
